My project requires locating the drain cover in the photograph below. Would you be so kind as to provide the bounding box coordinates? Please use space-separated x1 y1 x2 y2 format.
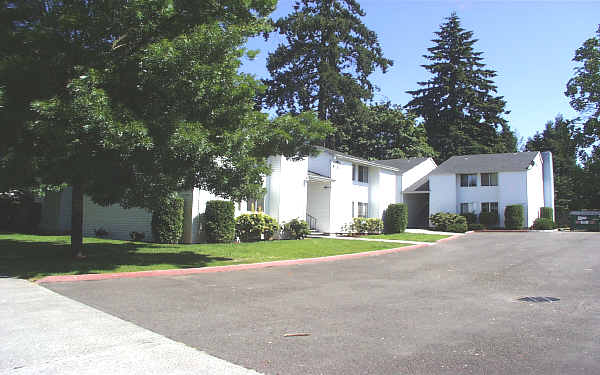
517 296 560 303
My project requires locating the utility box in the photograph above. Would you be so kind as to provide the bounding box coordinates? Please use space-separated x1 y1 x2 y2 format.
569 210 600 232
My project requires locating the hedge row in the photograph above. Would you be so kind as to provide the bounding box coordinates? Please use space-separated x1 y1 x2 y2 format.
383 203 407 234
151 196 184 244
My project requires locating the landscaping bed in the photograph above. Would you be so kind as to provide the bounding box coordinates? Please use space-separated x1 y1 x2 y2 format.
0 233 406 280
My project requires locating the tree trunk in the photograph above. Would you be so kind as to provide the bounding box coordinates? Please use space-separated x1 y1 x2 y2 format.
71 182 85 258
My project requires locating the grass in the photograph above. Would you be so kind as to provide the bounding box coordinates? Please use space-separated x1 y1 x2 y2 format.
0 233 407 280
361 232 451 242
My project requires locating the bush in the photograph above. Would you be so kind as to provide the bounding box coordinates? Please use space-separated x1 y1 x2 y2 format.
282 218 310 239
235 213 279 242
533 218 555 230
429 212 467 232
383 203 408 234
504 205 524 229
461 212 477 224
447 222 468 233
129 231 146 241
205 200 235 243
479 211 499 227
151 196 184 244
540 207 553 220
343 217 384 234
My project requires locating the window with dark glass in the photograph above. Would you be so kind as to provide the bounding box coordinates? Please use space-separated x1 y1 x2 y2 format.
460 202 474 214
358 166 368 183
481 173 498 186
481 202 498 213
460 174 477 187
358 202 368 217
246 198 264 212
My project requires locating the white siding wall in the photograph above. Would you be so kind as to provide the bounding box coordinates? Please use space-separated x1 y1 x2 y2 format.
497 171 528 227
429 174 457 217
367 167 381 218
82 197 153 241
330 160 358 233
307 181 331 233
308 151 332 177
401 159 437 192
526 153 545 227
265 155 282 220
456 174 500 214
276 156 308 224
377 169 397 218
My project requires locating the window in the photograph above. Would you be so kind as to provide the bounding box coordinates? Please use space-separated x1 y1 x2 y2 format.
481 173 498 186
481 202 498 213
352 201 355 218
358 202 368 218
353 164 368 183
460 202 474 214
246 198 264 212
460 174 477 187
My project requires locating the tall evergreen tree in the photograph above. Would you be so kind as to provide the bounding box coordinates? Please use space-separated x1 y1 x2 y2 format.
525 115 584 224
262 0 393 148
406 13 516 162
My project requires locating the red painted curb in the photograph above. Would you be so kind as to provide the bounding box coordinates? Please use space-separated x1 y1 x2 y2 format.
436 234 464 243
37 242 436 283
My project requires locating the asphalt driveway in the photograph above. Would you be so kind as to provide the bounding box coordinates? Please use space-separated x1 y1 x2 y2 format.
45 232 600 374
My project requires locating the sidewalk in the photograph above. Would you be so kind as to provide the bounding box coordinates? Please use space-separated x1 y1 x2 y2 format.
0 278 261 375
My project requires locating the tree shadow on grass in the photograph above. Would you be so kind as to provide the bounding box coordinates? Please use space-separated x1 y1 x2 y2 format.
0 236 232 279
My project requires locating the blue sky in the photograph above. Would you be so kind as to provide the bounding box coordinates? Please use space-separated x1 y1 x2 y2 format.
240 0 600 144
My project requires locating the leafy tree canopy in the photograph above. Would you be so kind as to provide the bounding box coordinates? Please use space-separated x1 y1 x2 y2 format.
261 0 392 148
0 0 331 254
334 102 436 160
406 13 516 162
566 24 600 208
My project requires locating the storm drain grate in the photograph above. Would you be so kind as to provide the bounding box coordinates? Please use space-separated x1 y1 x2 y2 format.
517 296 560 303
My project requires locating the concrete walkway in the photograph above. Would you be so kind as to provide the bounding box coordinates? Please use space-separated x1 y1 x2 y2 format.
0 278 261 375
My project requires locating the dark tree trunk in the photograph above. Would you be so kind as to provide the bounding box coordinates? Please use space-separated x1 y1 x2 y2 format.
71 182 84 258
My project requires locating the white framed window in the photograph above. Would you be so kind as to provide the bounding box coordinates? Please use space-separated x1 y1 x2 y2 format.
481 202 498 213
460 202 475 214
353 164 368 183
481 173 498 186
246 198 264 212
460 174 477 187
358 202 368 218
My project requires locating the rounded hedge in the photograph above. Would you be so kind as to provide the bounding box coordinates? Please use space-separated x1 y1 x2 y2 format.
540 207 554 220
384 203 408 234
282 218 310 239
151 196 184 244
235 213 279 242
504 205 524 229
205 200 235 243
533 218 554 230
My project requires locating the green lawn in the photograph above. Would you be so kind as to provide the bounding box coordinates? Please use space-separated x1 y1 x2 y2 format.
362 232 451 242
0 233 406 280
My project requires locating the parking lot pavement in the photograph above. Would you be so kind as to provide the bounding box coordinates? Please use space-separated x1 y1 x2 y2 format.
0 278 260 375
45 232 600 374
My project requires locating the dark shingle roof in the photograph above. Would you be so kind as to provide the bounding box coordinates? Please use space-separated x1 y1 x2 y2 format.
375 157 430 173
430 152 540 175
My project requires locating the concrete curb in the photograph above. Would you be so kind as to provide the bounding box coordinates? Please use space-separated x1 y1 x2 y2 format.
37 234 464 284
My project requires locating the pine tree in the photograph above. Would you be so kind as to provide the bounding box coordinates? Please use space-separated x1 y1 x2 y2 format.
406 13 516 162
525 115 584 224
262 0 392 148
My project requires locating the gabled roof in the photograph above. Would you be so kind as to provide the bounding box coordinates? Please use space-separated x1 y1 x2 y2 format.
315 146 399 171
430 152 540 175
376 157 431 174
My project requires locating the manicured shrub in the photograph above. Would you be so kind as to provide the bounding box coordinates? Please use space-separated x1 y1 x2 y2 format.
479 211 499 227
151 196 184 244
366 218 384 233
504 205 524 229
235 213 279 242
532 218 555 230
282 218 310 239
205 200 235 243
343 217 384 234
429 212 467 232
447 222 468 233
461 212 477 224
540 207 554 220
383 203 408 234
